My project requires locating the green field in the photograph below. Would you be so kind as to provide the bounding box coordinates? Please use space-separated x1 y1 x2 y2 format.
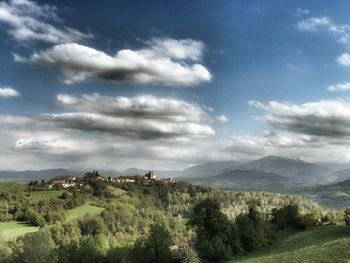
0 221 39 241
29 190 64 201
235 226 350 263
0 204 104 240
66 203 105 221
0 182 26 193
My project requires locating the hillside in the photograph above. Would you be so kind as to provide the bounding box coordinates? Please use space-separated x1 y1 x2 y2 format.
235 226 350 263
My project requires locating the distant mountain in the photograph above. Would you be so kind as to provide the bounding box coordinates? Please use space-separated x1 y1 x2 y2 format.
243 156 330 182
328 169 350 182
178 161 241 178
185 169 289 186
0 169 82 182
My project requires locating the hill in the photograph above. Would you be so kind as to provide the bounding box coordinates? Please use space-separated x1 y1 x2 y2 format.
244 155 331 182
235 225 350 263
186 169 289 186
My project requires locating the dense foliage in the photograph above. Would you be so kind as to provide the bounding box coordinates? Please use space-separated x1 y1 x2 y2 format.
0 175 348 262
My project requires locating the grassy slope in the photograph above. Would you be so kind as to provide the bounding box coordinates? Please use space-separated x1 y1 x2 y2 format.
235 226 350 263
29 190 64 201
66 203 105 221
0 222 39 241
0 182 26 193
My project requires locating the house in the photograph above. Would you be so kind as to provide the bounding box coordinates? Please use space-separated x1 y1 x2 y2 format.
144 171 159 180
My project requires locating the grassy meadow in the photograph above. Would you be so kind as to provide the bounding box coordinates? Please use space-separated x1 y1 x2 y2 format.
66 203 105 221
235 226 350 263
0 221 39 241
29 190 64 202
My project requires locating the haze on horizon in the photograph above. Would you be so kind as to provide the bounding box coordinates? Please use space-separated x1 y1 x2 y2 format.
1 0 350 171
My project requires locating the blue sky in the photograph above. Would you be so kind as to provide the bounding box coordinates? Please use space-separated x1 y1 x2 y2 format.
2 0 350 170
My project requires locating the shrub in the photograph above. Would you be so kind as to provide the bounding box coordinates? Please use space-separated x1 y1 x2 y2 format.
271 204 307 231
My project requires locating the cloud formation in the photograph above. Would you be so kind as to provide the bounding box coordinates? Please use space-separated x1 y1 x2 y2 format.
18 38 211 86
0 86 20 97
15 137 58 150
50 94 215 139
249 99 350 138
0 0 92 43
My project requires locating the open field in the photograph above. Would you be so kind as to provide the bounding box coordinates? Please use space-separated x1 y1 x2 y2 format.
66 203 105 221
29 190 64 201
235 225 350 263
0 221 39 241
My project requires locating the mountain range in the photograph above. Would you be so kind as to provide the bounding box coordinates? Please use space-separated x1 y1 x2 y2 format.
1 155 350 186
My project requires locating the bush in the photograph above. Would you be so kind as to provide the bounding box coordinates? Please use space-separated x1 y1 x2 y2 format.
172 246 201 263
26 209 46 227
344 208 350 225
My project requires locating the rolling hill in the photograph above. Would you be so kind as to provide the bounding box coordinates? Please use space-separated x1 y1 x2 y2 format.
186 169 289 186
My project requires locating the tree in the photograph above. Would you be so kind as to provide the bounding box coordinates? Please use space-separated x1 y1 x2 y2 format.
344 208 350 225
235 206 267 252
131 223 173 263
189 198 240 262
271 204 307 231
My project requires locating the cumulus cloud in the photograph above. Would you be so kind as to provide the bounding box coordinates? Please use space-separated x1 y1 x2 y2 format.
49 94 215 139
0 0 92 43
18 39 211 86
328 82 350 91
249 99 350 138
56 93 207 122
0 86 20 97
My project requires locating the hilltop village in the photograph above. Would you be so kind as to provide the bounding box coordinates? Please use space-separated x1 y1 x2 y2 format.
28 170 176 190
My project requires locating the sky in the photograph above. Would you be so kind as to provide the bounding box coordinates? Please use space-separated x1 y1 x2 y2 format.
2 0 350 170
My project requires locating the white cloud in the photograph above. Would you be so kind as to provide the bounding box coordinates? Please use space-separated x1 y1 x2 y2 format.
297 16 331 31
297 16 350 44
337 53 350 66
148 38 204 61
15 137 58 150
0 86 20 97
328 82 350 91
18 39 211 86
51 94 215 139
0 0 92 43
216 115 229 123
